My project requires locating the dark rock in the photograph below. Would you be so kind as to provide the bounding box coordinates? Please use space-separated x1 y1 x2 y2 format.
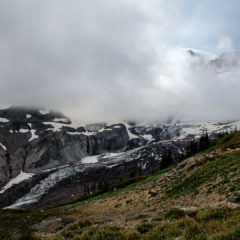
114 203 122 208
227 196 240 203
127 138 147 150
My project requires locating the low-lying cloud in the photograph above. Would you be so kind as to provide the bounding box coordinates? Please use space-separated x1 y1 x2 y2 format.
0 0 239 123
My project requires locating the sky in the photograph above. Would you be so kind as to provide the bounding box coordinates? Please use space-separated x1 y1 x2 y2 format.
0 0 239 123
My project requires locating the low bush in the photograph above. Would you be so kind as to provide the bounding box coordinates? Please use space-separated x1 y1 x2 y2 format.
17 231 41 240
81 226 125 240
197 208 229 222
164 208 185 219
136 223 153 234
78 220 91 228
210 227 240 240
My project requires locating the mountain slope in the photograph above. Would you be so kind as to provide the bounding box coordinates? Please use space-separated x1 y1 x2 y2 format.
0 131 240 239
1 107 240 209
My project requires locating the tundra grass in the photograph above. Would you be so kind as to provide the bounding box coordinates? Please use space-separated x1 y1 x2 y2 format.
165 150 240 197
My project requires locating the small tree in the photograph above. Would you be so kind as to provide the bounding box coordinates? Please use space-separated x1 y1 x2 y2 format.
161 149 173 169
187 139 198 156
199 131 209 151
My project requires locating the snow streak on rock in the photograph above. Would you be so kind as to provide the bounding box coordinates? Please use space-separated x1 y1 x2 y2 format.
0 171 34 194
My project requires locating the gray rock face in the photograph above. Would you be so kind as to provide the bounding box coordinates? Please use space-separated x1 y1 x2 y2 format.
0 150 9 185
24 132 89 172
89 124 129 154
0 107 130 186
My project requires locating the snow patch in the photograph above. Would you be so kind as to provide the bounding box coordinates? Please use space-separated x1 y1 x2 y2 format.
67 132 81 135
0 143 6 151
19 129 29 134
43 121 66 132
26 114 31 119
123 123 139 140
0 171 34 194
101 152 121 159
53 118 69 123
0 117 9 123
81 155 98 164
66 131 97 136
142 134 153 141
29 130 39 142
39 109 50 115
176 121 240 140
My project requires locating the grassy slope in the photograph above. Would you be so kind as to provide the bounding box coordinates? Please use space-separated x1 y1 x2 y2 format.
48 208 240 240
1 132 240 239
54 165 176 210
165 150 240 197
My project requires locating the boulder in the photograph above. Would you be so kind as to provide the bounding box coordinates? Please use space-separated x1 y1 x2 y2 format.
31 217 62 233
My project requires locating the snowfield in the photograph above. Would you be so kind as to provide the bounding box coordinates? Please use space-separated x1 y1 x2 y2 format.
0 171 34 194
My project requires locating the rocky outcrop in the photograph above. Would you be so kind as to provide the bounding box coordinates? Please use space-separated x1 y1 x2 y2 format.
155 151 221 185
31 217 62 233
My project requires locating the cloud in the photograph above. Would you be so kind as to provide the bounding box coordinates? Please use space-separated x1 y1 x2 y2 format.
0 1 239 123
217 36 234 53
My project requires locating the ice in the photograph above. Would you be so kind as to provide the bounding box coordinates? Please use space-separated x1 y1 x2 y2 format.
5 165 85 209
0 171 34 194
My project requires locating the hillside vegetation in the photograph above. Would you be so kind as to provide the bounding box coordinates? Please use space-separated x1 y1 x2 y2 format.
1 132 240 240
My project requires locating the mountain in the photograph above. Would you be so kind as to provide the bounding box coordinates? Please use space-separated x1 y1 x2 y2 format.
0 106 239 209
1 129 240 239
187 49 240 74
